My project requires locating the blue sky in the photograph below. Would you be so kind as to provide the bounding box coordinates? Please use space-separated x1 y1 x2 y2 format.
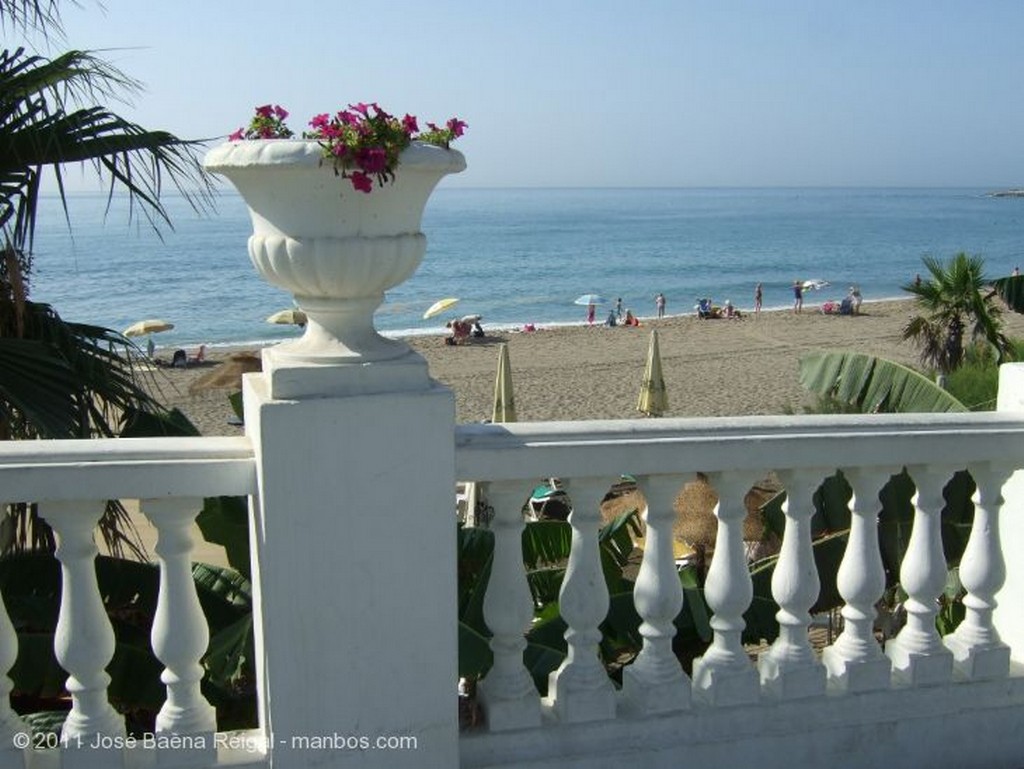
28 0 1024 188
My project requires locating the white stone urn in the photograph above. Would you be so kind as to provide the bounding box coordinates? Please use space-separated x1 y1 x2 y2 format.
203 140 465 378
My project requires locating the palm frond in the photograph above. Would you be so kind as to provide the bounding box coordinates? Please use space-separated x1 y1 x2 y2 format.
0 45 214 281
0 1 66 38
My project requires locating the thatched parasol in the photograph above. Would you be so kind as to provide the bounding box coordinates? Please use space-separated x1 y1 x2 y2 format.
188 353 262 394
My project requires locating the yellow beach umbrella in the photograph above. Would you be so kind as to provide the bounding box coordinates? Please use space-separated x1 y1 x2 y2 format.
124 318 174 337
492 343 517 423
266 308 307 325
423 297 460 319
637 329 668 417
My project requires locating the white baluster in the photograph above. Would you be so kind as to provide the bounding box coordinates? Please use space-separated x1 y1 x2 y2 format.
0 584 26 766
546 478 616 722
822 467 893 693
944 464 1012 679
622 475 690 714
41 500 125 766
141 498 217 761
476 482 541 730
691 471 761 706
885 466 954 686
759 469 826 699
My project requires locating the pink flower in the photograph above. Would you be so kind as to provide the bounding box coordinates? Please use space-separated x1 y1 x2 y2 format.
274 105 289 120
357 147 387 174
351 102 371 117
255 104 274 118
350 171 373 193
446 118 467 137
309 113 330 130
402 114 419 135
228 127 244 141
337 110 359 126
331 143 348 158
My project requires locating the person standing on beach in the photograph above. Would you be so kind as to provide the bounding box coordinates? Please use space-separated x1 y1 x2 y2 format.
792 280 803 314
615 297 623 320
754 283 763 316
654 292 666 318
587 302 596 325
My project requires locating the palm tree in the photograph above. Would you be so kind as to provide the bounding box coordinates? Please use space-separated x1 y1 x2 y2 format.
1 0 210 553
901 252 1010 376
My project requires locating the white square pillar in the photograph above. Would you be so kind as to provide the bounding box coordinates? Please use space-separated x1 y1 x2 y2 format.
994 363 1024 661
243 362 458 769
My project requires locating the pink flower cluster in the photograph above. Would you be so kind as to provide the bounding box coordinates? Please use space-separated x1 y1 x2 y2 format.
229 102 466 194
306 103 466 193
229 104 293 141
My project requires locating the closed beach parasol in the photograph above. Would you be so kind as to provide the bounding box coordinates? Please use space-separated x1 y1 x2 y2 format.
266 308 307 325
574 293 607 306
492 343 517 423
424 297 460 319
124 319 174 337
637 329 668 417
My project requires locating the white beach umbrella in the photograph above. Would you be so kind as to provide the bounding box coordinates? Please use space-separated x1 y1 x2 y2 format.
267 308 307 325
124 319 174 337
424 297 460 319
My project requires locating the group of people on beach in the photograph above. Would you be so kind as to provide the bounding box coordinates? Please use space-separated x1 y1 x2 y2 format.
445 316 485 345
579 279 865 328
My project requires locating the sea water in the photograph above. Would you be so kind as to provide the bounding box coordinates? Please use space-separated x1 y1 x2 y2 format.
28 187 1024 349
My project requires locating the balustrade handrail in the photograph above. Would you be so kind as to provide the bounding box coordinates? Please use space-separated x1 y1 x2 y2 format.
455 412 1024 481
0 436 256 502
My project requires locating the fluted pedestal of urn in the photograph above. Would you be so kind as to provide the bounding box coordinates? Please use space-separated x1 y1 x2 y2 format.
204 139 465 398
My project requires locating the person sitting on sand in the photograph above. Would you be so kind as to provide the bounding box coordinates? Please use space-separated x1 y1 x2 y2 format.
605 309 617 327
723 299 742 319
849 285 863 314
189 344 207 364
445 319 471 345
623 309 640 327
696 298 715 319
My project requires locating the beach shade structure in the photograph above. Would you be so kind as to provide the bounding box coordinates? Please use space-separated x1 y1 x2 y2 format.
637 329 668 417
423 297 459 319
492 343 517 423
123 319 174 337
266 308 307 326
574 293 607 306
189 352 262 394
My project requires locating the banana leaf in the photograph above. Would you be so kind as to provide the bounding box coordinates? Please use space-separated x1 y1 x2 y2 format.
799 350 967 413
990 274 1024 314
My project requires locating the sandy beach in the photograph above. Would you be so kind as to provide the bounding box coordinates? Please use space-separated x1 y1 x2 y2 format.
143 299 1024 436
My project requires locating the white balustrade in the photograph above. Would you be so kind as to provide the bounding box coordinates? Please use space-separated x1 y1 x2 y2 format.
42 500 125 765
622 474 690 714
822 467 893 692
477 481 542 731
886 466 955 685
944 464 1013 679
0 585 25 766
759 469 826 699
141 497 217 757
546 478 616 722
691 471 761 706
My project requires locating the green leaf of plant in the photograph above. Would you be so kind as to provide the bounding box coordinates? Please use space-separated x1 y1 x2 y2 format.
799 350 967 413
